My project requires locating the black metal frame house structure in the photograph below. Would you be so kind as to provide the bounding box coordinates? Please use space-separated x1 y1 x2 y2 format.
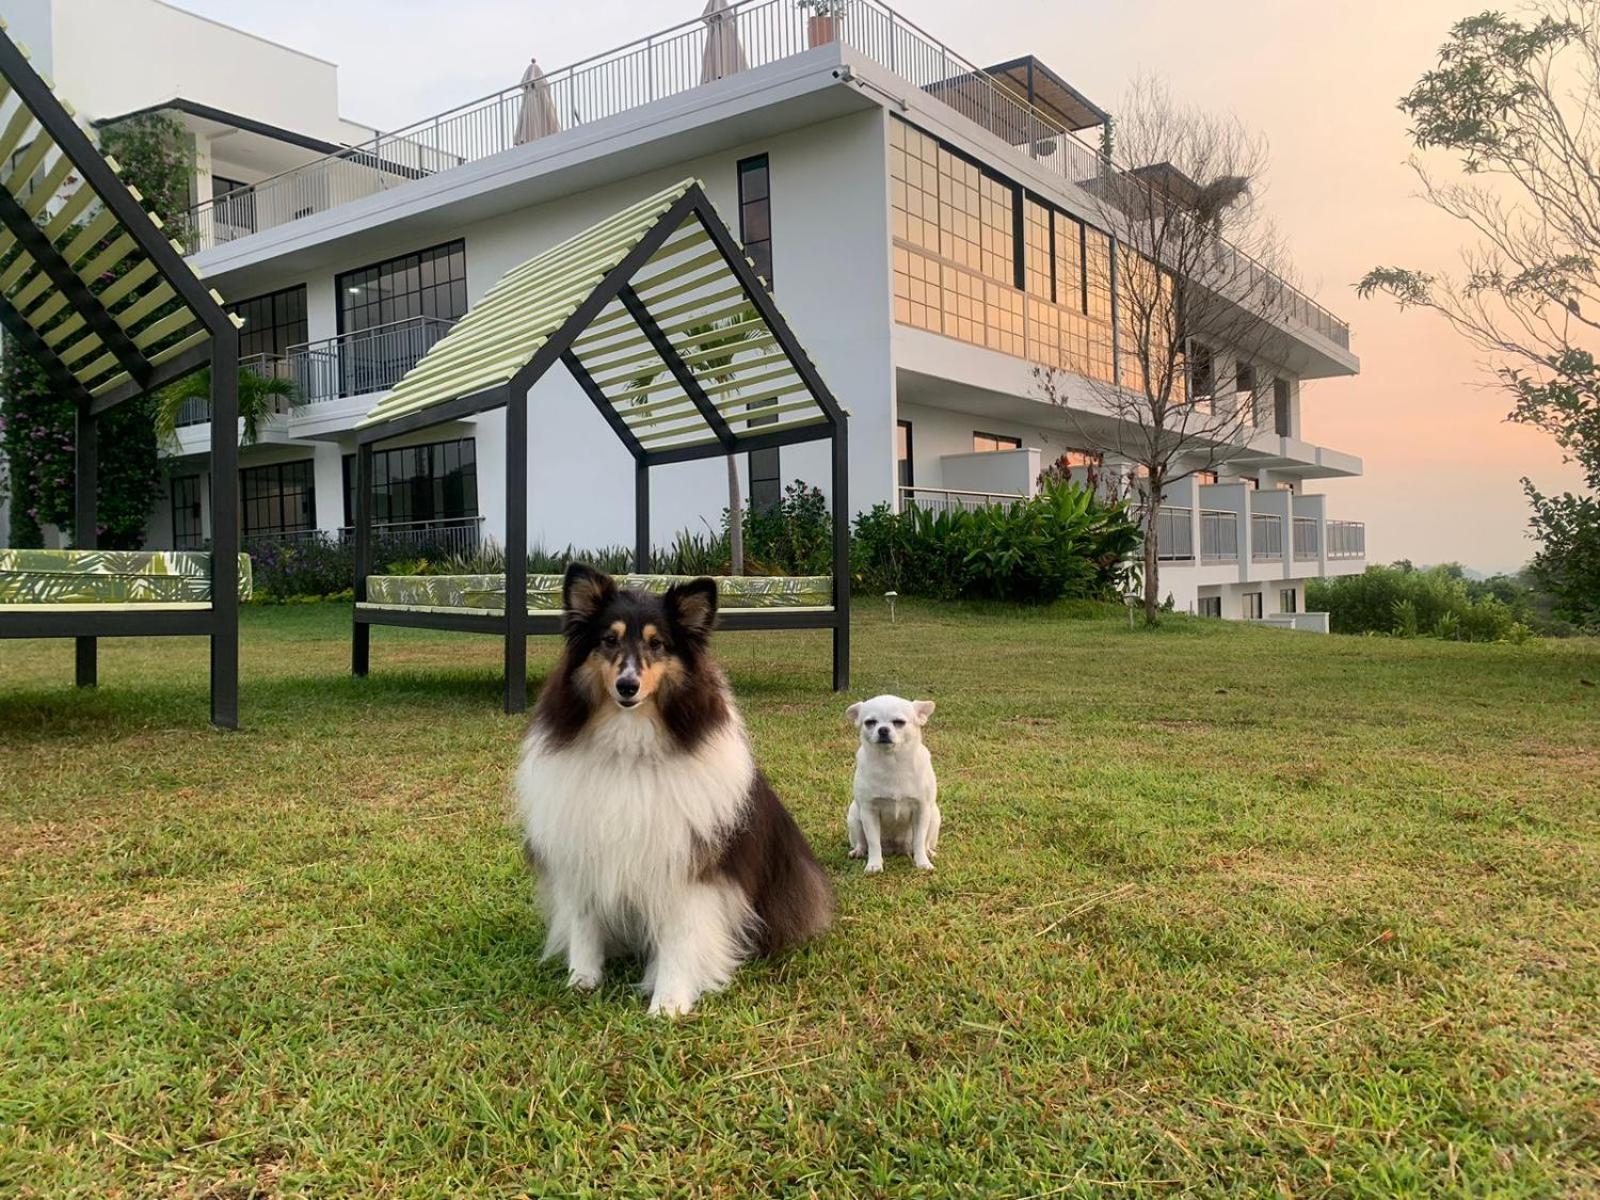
0 25 244 727
351 179 850 713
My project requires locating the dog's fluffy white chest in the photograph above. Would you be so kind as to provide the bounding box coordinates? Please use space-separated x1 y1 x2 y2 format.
515 714 754 904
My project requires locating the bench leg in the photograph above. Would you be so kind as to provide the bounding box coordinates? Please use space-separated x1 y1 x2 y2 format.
353 622 370 678
75 636 97 688
503 631 527 715
210 624 239 730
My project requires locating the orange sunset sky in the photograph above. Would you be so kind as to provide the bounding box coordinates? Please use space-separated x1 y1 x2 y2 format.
176 0 1588 574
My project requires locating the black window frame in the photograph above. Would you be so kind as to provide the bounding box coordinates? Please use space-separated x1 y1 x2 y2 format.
896 419 915 490
233 284 308 360
171 474 204 549
345 437 479 529
739 153 781 514
1198 595 1222 619
1281 587 1297 614
1243 592 1264 620
336 239 468 337
239 459 317 540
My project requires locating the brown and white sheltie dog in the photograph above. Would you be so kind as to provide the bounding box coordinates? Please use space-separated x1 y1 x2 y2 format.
514 564 834 1015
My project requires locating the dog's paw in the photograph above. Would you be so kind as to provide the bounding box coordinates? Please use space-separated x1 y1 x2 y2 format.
567 968 602 992
864 860 884 875
913 858 935 871
648 989 697 1017
847 846 865 859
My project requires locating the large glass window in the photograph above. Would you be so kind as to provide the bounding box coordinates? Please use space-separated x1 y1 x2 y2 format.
737 154 773 288
212 174 255 236
739 154 780 513
234 285 307 360
973 431 1022 453
240 460 316 539
171 475 203 549
337 241 467 335
345 438 478 527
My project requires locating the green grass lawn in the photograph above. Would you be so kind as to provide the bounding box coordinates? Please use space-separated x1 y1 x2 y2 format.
2 601 1598 1198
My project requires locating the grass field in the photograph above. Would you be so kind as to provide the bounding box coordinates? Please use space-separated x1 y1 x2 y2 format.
2 600 1598 1198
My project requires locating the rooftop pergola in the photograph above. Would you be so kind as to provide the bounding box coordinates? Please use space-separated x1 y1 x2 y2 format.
351 178 850 712
0 23 243 726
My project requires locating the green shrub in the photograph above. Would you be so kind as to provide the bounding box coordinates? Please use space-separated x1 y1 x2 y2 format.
851 482 1139 605
1308 563 1532 642
736 480 832 575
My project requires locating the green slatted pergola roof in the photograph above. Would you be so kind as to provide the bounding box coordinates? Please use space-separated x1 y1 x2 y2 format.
358 178 844 466
0 20 239 412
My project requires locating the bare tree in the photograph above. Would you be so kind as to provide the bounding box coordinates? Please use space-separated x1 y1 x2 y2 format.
1035 78 1303 624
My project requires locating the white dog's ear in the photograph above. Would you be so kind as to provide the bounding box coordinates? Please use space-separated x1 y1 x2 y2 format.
845 702 863 725
912 700 936 725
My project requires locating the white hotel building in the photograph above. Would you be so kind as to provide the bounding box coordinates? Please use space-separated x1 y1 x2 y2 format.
2 0 1367 619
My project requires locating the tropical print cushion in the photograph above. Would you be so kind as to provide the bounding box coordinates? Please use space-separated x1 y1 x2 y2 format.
0 550 253 604
367 573 832 612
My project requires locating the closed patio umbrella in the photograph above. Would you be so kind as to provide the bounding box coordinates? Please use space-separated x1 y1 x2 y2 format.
513 58 561 145
701 0 747 84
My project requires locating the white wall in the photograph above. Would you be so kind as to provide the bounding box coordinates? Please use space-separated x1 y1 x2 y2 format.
2 0 349 138
232 108 894 554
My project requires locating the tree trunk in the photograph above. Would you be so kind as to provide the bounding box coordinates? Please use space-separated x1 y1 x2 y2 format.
1141 469 1164 626
727 454 744 576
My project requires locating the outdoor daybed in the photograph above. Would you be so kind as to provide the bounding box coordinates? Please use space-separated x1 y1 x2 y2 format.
351 178 850 713
0 25 245 726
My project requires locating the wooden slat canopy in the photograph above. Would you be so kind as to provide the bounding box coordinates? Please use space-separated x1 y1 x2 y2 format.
0 21 245 728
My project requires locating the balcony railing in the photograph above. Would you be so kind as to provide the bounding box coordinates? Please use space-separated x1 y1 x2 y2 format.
287 316 456 406
241 516 485 558
1292 516 1319 561
1155 506 1194 561
899 485 1021 515
1200 509 1238 562
178 0 1350 350
1327 519 1366 560
172 352 296 429
1251 513 1283 562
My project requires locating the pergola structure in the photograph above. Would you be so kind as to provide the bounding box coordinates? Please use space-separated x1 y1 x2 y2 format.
0 24 244 727
352 178 850 713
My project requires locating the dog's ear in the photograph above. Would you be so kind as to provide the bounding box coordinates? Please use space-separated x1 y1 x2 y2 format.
845 702 863 725
562 563 616 628
665 577 718 645
912 700 936 725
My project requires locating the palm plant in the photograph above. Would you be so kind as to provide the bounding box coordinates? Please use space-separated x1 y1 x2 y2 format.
153 366 297 449
628 309 760 572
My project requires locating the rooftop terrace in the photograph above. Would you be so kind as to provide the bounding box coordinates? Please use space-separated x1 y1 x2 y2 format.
183 0 1351 352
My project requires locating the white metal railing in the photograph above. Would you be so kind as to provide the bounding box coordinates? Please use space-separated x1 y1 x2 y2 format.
1155 506 1194 561
1251 513 1283 562
1292 516 1319 561
172 352 296 428
1200 509 1239 562
177 0 1351 349
242 516 484 556
286 316 457 405
899 485 1022 515
1327 519 1366 560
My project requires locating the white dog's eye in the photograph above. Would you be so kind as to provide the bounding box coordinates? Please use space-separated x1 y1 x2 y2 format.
863 719 876 728
892 718 907 728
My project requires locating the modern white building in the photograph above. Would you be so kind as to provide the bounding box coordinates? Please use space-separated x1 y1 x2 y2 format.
4 0 1366 619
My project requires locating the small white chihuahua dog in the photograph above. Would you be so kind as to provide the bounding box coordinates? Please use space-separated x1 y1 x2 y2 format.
845 695 939 873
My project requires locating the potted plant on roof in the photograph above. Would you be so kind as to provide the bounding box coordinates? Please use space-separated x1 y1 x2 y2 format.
799 0 847 49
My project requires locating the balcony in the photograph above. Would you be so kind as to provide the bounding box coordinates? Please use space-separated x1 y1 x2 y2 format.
287 316 456 406
168 317 453 437
1156 506 1194 562
1200 510 1239 563
899 484 1022 515
1328 519 1366 560
240 516 484 557
179 0 1348 351
1250 513 1284 563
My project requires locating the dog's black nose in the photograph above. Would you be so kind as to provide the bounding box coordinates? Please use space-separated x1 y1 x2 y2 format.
876 727 893 742
615 676 640 699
